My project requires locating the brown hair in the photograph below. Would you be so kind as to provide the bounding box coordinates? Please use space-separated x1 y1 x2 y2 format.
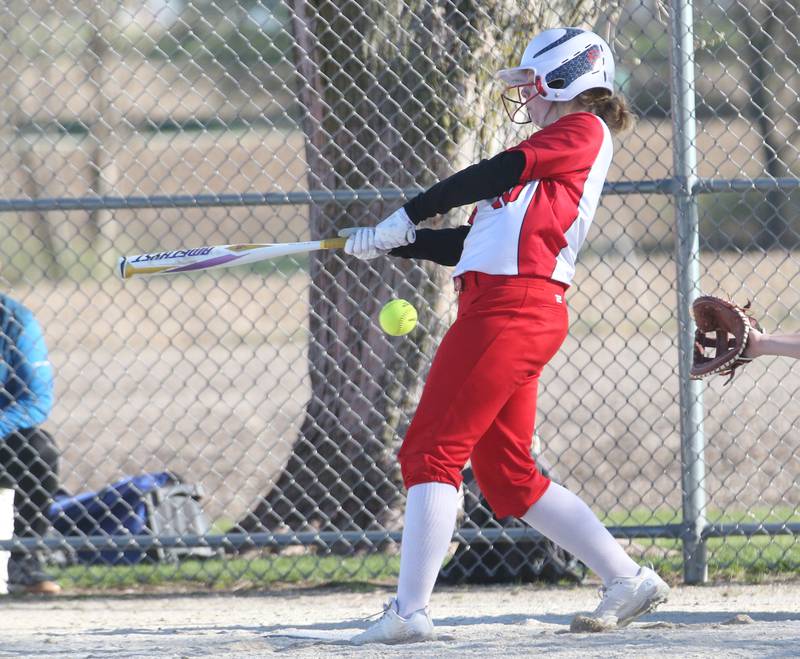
574 89 636 135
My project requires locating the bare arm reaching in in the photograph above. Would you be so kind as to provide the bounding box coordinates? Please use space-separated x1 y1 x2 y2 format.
744 328 800 360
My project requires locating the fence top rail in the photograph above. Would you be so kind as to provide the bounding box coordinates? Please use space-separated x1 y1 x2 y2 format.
1 177 797 214
0 524 687 552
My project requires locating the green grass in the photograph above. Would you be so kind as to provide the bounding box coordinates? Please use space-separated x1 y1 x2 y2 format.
618 535 800 583
50 511 800 592
51 535 799 593
600 506 800 583
44 511 800 592
52 554 401 592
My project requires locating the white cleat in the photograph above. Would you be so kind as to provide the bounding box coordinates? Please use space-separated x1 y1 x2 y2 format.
350 598 435 645
570 566 670 632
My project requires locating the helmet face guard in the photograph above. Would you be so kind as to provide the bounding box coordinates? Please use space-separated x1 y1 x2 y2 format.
500 77 547 124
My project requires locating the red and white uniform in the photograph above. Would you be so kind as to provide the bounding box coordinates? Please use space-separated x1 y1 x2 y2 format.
455 112 612 285
399 112 613 518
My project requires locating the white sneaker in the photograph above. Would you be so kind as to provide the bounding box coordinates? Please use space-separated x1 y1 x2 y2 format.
350 598 435 645
570 566 670 632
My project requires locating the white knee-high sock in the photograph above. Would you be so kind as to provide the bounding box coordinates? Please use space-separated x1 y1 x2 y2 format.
521 482 640 586
396 482 459 618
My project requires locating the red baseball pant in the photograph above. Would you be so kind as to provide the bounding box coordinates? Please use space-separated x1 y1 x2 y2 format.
398 271 569 519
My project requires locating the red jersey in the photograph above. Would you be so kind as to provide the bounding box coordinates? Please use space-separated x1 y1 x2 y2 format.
453 112 613 285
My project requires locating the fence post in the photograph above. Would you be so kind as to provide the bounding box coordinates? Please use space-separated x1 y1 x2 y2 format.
668 0 707 584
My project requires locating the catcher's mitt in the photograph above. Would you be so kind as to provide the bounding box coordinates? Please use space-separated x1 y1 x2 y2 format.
691 295 762 384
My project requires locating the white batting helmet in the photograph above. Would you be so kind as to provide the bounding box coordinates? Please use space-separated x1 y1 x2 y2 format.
497 27 615 103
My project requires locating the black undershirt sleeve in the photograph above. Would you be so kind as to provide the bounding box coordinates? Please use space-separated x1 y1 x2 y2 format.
389 227 471 266
388 149 525 266
402 149 526 224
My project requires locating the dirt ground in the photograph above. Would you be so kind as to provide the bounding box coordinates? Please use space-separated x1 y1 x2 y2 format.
4 581 800 657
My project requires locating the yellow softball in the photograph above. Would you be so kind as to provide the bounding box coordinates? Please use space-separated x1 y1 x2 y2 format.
379 299 418 336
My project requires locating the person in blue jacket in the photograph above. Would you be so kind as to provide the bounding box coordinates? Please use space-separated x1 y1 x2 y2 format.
0 293 61 594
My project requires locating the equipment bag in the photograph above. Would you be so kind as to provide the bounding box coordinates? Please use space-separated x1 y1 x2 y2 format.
48 471 217 565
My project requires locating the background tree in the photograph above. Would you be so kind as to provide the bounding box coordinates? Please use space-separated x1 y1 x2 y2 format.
0 0 65 279
737 0 799 249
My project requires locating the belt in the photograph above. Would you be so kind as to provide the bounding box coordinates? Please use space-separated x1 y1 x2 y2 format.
453 271 566 293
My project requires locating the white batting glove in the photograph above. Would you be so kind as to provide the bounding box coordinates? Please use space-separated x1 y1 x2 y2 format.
338 227 387 260
374 207 416 251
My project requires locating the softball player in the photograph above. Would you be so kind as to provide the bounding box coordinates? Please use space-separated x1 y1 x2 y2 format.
344 27 669 644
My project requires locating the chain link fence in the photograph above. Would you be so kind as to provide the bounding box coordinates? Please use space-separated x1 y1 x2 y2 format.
0 0 798 589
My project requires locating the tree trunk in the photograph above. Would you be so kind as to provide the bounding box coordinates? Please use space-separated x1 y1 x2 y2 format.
740 0 799 249
0 2 62 280
84 0 122 269
238 1 606 540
